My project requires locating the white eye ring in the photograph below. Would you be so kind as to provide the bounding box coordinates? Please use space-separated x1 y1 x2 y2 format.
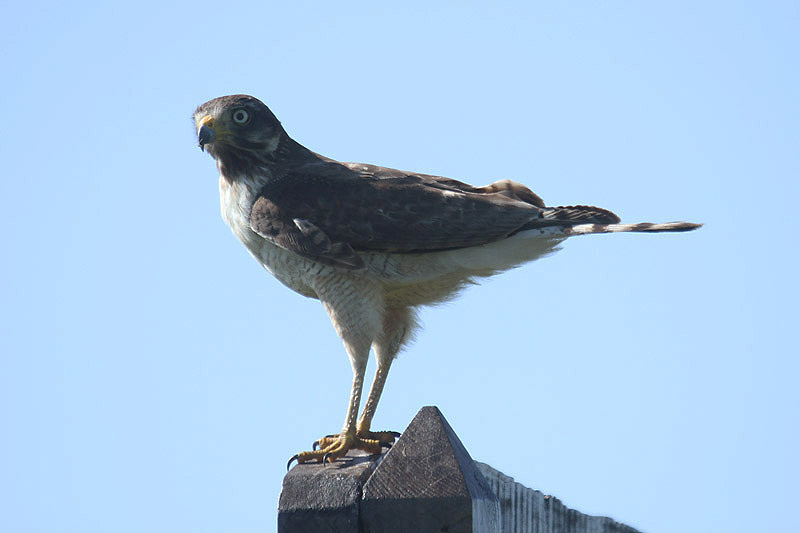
232 109 250 125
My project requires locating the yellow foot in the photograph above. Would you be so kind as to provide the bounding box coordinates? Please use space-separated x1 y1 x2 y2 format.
287 430 400 470
314 430 400 451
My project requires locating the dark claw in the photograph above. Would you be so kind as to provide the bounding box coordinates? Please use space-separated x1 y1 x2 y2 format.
322 452 332 465
287 454 299 472
389 431 401 438
380 441 393 449
312 440 320 451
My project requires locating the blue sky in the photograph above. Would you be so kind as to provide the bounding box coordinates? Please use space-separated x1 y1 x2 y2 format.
2 2 798 532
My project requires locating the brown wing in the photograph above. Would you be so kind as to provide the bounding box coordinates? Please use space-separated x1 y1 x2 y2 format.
249 195 366 270
249 160 622 266
250 161 545 257
342 163 546 206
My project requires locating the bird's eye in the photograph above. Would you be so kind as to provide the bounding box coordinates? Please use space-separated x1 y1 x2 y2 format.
232 109 250 125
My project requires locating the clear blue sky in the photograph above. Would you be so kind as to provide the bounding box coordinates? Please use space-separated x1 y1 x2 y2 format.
2 2 798 532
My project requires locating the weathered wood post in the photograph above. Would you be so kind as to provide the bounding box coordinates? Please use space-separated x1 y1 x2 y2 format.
279 406 641 533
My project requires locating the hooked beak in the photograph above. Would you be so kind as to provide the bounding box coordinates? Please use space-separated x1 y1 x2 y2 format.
197 116 216 151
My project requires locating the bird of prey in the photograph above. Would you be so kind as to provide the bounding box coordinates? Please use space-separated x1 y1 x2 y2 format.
193 94 700 466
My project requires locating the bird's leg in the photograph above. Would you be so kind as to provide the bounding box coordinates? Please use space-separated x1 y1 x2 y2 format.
356 307 418 446
294 357 380 464
309 359 398 456
291 283 387 465
355 358 400 445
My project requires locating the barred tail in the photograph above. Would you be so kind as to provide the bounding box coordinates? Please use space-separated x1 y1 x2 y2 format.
565 221 703 235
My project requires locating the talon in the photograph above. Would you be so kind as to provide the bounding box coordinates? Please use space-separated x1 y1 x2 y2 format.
287 454 299 471
293 429 396 465
389 431 401 438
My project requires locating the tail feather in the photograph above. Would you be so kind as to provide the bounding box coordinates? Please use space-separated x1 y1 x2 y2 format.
541 205 621 224
522 204 701 236
566 221 702 235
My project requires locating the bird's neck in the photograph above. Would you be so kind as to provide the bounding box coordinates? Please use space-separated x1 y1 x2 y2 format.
217 133 319 186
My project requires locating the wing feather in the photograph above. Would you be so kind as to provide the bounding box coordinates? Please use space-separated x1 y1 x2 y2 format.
248 161 622 266
252 162 545 255
249 195 365 269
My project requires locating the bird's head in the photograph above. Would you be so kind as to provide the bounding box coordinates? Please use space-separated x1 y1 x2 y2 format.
193 95 286 173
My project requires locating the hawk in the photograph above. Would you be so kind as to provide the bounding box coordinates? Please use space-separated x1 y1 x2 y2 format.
193 94 700 466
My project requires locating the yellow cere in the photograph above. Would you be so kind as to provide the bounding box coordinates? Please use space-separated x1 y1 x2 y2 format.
197 115 215 130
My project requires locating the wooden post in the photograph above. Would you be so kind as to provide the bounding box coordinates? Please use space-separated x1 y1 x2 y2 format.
279 406 640 533
360 406 500 532
475 463 642 533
